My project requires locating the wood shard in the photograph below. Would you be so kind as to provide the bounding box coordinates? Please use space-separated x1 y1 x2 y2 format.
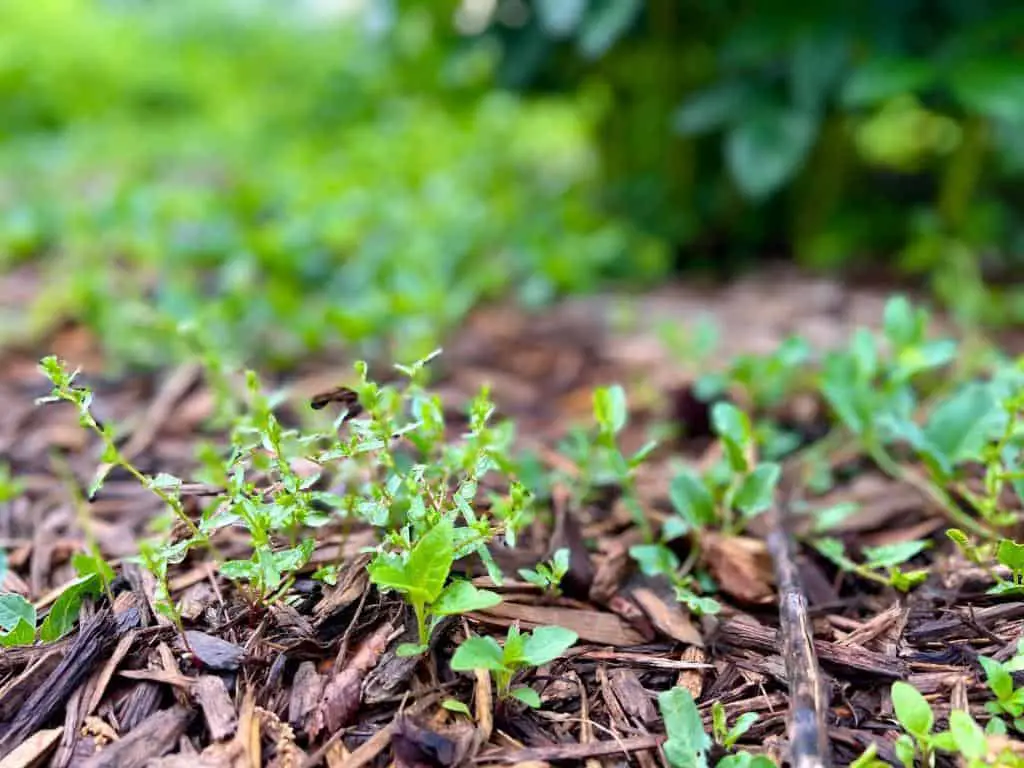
194 675 237 742
630 587 703 646
472 603 645 647
82 706 193 768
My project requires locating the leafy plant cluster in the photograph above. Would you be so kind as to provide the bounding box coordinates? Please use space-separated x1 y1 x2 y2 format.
658 685 774 768
475 1 1024 327
0 0 667 370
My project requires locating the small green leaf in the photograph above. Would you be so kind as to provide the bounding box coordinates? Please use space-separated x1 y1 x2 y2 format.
520 625 577 666
949 709 987 760
396 642 428 657
997 539 1024 572
725 712 760 748
450 635 508 672
883 296 920 349
0 618 35 647
811 502 860 533
673 81 754 135
432 581 501 617
576 0 641 59
733 463 781 518
891 681 933 738
630 544 680 578
893 734 916 768
0 593 36 632
442 698 472 717
509 686 542 708
40 574 101 643
593 385 629 435
862 540 929 569
658 687 711 768
980 656 1014 701
711 402 752 472
670 469 716 528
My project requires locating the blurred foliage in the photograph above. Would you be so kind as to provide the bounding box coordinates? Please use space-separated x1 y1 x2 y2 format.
0 0 667 369
475 0 1024 324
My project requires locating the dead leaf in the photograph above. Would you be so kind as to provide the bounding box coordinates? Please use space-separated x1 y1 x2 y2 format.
700 532 774 605
183 631 244 672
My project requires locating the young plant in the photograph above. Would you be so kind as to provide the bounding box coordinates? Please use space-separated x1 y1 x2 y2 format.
978 650 1024 734
891 681 940 767
518 548 570 597
711 701 759 750
369 518 501 656
812 538 931 592
658 686 774 768
450 623 578 708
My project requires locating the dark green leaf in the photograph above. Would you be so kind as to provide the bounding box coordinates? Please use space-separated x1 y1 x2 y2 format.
0 618 35 647
924 383 1005 468
841 58 935 107
951 59 1024 123
997 539 1024 572
673 82 754 135
725 107 817 200
790 31 848 111
629 544 680 578
576 0 641 60
40 574 101 643
404 520 455 604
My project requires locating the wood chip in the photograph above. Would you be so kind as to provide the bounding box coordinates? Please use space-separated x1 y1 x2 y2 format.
82 706 194 768
0 727 63 768
629 587 703 646
472 603 645 647
194 675 237 741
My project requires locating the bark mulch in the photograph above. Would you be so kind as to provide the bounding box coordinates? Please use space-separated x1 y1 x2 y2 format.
1 267 1022 768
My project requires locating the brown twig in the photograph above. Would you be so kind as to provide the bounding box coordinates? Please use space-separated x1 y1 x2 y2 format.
766 500 831 768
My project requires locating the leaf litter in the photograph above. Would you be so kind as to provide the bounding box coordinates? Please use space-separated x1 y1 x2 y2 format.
2 268 1024 766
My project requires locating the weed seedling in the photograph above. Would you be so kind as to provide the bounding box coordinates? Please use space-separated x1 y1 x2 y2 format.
518 548 570 597
658 686 775 768
450 623 578 707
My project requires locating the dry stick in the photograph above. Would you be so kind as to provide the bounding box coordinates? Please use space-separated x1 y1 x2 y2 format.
766 500 831 768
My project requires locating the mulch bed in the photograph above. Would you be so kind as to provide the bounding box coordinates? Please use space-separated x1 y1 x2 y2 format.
1 267 1023 767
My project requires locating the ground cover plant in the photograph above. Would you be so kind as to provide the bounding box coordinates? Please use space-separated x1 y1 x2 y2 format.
3 282 1024 766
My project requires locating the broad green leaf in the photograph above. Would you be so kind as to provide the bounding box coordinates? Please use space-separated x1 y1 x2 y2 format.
577 0 642 60
670 469 716 528
673 81 754 135
862 540 929 569
883 295 919 348
630 543 680 578
442 698 472 717
450 635 508 672
658 687 710 768
593 385 628 435
733 463 781 518
219 559 260 582
841 58 935 107
997 539 1024 572
725 107 817 200
432 581 501 616
813 537 854 571
72 551 115 584
40 574 101 643
405 520 455 604
790 30 847 111
534 0 585 37
0 593 35 633
711 402 752 472
980 656 1014 701
509 686 542 708
891 681 933 738
520 625 577 666
896 340 957 380
0 618 35 647
949 709 987 760
924 383 1005 469
951 59 1024 123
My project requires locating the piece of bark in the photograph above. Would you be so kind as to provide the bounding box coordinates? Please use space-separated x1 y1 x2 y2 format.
288 662 323 730
0 648 65 721
629 587 703 646
0 607 138 759
700 532 774 605
82 706 193 768
607 669 657 726
471 603 645 646
182 631 243 672
194 675 237 742
310 621 393 737
477 734 665 764
0 726 63 768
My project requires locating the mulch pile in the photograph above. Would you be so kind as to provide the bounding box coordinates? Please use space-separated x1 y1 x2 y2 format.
1 267 1022 767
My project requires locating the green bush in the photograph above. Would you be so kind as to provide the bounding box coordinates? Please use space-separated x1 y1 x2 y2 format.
0 0 667 369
